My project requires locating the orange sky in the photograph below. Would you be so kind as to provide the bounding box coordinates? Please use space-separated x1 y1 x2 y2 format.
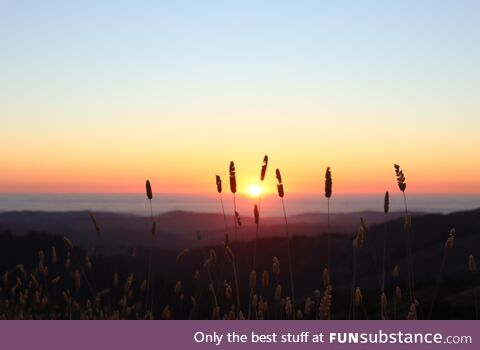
1 2 479 195
1 114 479 194
1 146 479 195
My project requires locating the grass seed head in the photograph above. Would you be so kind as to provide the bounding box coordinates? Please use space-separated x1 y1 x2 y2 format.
323 268 330 289
395 285 402 299
304 297 314 316
444 228 455 253
176 248 189 263
272 256 280 276
63 237 74 251
89 212 100 234
360 217 368 234
275 168 285 197
392 265 400 279
249 270 257 288
274 284 282 301
225 283 233 302
275 168 283 184
353 225 365 250
235 211 242 226
229 161 237 194
469 254 477 273
325 167 332 198
194 270 200 281
277 184 284 198
285 297 293 317
394 164 407 192
407 303 417 320
161 305 171 320
260 155 269 181
262 270 269 289
380 292 387 308
85 256 92 270
215 175 222 193
174 280 182 295
354 287 362 306
384 191 389 213
319 285 333 319
146 180 153 200
224 245 234 264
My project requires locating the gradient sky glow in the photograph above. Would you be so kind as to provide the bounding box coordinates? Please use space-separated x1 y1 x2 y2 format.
1 0 479 195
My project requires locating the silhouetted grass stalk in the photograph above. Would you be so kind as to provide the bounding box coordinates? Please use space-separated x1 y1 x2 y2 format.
394 164 416 313
381 191 389 319
325 167 332 273
276 168 296 320
216 175 229 236
215 174 230 291
228 161 241 317
469 255 478 319
203 249 220 319
248 155 268 320
349 249 358 320
145 180 156 317
349 218 366 320
225 244 241 318
428 228 455 319
248 204 260 320
63 237 95 299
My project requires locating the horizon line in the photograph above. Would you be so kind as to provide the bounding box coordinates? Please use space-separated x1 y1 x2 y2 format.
1 191 480 196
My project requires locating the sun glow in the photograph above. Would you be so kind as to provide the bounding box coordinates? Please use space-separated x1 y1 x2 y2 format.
247 184 262 197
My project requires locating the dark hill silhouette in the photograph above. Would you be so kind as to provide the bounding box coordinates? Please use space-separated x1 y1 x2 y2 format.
0 208 479 319
0 210 408 250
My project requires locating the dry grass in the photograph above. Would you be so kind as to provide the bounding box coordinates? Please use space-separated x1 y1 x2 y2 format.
145 179 155 316
381 191 389 319
275 168 296 320
325 167 332 282
394 164 416 312
428 228 456 318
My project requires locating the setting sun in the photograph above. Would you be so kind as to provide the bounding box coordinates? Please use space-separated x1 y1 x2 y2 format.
247 184 262 197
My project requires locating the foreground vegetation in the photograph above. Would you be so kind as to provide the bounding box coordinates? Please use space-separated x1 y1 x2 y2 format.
0 159 478 320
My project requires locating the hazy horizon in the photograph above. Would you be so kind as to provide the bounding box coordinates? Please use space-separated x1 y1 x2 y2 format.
1 192 478 217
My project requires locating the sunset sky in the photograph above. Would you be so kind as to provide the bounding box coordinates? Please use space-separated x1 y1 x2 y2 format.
1 1 479 195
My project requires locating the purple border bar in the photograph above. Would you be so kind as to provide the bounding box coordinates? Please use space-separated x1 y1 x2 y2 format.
0 320 476 350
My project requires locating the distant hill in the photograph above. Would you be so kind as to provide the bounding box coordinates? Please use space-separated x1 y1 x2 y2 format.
0 210 409 250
